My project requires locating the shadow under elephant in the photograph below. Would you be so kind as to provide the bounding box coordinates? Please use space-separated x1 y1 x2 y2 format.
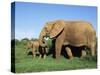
47 40 88 59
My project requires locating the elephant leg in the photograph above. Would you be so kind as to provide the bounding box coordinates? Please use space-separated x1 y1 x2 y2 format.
25 47 30 54
43 47 46 59
90 43 95 56
55 31 65 59
55 45 61 59
55 39 63 59
43 54 46 59
39 47 43 59
39 54 42 58
80 50 86 58
32 48 36 58
45 47 48 53
65 47 73 59
33 53 36 58
43 48 47 59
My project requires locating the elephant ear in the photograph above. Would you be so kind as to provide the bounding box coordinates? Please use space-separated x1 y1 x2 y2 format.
50 20 65 38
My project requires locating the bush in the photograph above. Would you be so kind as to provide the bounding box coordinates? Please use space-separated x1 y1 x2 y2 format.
31 38 38 41
21 38 29 45
15 39 20 45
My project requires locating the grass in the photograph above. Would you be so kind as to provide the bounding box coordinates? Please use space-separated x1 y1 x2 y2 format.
14 43 97 73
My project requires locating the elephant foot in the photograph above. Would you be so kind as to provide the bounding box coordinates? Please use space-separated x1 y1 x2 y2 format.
54 55 60 62
39 55 42 59
55 55 60 60
43 55 46 59
65 47 73 60
55 58 60 63
69 56 73 60
91 50 95 57
32 55 36 58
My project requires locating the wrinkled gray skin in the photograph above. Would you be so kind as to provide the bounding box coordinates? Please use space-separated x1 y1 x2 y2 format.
39 20 96 59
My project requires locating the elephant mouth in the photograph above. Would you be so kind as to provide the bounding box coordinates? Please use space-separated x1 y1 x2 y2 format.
44 37 49 41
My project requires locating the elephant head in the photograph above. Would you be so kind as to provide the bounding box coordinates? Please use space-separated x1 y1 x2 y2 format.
39 20 65 45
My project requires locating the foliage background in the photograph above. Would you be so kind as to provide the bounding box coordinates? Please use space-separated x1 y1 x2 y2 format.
12 38 97 73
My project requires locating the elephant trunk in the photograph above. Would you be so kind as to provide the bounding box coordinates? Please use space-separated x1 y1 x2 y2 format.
39 29 45 46
39 37 43 46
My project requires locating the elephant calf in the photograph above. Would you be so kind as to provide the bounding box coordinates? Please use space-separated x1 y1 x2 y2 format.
26 40 47 59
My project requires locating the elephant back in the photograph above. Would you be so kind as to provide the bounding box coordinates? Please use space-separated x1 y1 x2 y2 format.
64 21 96 46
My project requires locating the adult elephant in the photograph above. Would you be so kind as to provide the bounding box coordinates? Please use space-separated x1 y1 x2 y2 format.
39 20 96 59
